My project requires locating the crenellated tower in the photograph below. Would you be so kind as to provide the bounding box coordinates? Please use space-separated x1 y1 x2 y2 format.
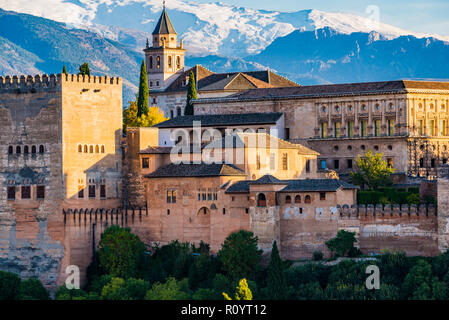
144 4 186 93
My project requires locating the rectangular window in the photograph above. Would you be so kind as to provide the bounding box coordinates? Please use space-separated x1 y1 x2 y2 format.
443 158 448 165
388 119 395 136
387 158 394 168
282 153 288 170
418 120 424 135
334 159 340 170
361 120 367 137
88 185 96 198
21 186 31 199
420 158 424 168
100 185 106 198
197 190 201 201
320 192 326 200
334 122 341 138
166 189 177 203
431 158 436 168
213 189 218 201
320 160 327 170
270 153 275 171
256 155 261 170
306 159 311 173
441 120 447 136
284 128 290 140
7 186 15 200
78 186 84 199
429 120 436 136
142 158 149 169
202 189 206 201
321 122 327 138
374 120 381 137
347 121 354 138
347 159 353 169
36 186 45 199
207 188 212 201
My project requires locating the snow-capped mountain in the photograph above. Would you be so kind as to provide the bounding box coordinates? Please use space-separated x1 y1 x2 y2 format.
0 0 447 58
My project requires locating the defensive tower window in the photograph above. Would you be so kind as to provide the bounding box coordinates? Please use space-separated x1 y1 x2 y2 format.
16 146 21 154
21 186 31 199
257 193 266 207
8 146 13 154
39 145 44 153
7 186 15 200
32 146 37 154
36 186 45 199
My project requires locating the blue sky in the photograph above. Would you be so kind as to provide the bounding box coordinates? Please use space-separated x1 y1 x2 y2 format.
195 0 449 35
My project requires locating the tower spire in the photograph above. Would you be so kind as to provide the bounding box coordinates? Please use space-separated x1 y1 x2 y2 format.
163 0 166 9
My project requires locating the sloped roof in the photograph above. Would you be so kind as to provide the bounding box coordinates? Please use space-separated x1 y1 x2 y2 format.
157 65 298 94
145 163 245 178
152 8 177 35
154 112 283 128
195 80 449 103
139 147 173 154
249 174 285 185
279 179 357 192
225 180 251 194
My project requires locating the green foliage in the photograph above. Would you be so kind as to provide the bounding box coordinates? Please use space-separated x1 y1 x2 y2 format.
218 230 262 280
325 230 358 257
265 241 287 299
223 278 253 300
0 270 21 300
312 251 323 261
192 288 221 300
137 60 149 117
185 70 197 115
145 277 190 300
406 193 421 205
78 62 91 76
358 187 421 205
350 150 395 190
55 286 88 300
97 225 146 279
101 277 129 300
17 278 49 300
62 65 68 75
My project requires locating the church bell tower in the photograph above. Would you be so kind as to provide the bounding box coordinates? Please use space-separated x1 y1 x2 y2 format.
144 3 186 92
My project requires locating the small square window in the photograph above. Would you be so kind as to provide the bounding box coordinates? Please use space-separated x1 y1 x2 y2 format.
320 192 326 200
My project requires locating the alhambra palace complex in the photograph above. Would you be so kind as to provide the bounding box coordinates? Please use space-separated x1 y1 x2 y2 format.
2 8 449 290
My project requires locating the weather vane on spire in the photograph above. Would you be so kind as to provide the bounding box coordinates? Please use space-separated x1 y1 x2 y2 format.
163 0 166 9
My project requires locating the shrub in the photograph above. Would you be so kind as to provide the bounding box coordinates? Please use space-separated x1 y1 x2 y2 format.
325 230 358 257
312 251 323 261
406 193 421 205
17 278 49 300
0 271 21 300
145 277 190 300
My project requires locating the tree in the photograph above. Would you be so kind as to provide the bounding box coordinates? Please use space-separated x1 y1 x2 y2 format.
97 226 146 279
123 100 168 132
265 241 287 299
145 277 190 300
184 70 197 115
223 278 253 300
78 62 91 76
0 270 21 300
137 60 150 117
218 230 262 280
350 150 395 190
325 230 358 258
62 65 68 75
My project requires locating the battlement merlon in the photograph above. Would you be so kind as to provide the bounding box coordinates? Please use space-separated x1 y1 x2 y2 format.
0 73 122 91
336 204 437 219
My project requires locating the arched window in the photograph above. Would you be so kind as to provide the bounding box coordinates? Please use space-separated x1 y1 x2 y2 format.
78 145 82 153
305 195 311 204
39 145 44 153
157 56 160 68
95 145 99 153
16 146 21 154
285 195 291 204
32 146 37 154
24 146 29 154
176 56 181 69
8 146 13 154
149 56 153 69
89 145 93 153
295 195 301 204
101 145 105 153
177 107 182 117
168 56 172 68
257 193 266 207
84 145 88 153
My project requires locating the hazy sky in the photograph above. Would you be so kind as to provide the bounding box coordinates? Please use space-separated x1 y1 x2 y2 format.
194 0 449 35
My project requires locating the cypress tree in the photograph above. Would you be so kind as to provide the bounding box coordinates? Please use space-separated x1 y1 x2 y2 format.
266 241 287 299
79 62 90 76
62 65 68 75
137 60 149 118
185 70 197 115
